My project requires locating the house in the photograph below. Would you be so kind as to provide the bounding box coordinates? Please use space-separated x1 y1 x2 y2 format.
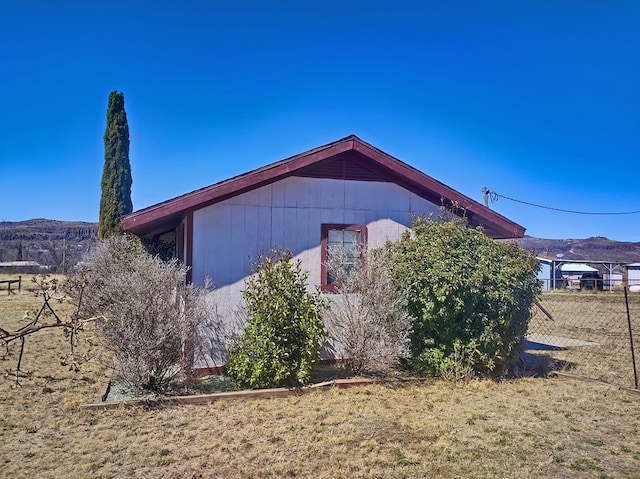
122 135 525 365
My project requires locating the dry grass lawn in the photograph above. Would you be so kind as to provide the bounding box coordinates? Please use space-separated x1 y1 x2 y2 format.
528 291 640 388
1 281 640 478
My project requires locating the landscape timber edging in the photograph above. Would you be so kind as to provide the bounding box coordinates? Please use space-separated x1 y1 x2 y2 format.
81 377 378 410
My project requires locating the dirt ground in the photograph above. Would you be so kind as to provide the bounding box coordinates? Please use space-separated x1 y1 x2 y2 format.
1 284 640 478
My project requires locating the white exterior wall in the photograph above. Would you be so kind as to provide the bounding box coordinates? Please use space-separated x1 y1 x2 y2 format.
628 266 640 286
191 176 440 366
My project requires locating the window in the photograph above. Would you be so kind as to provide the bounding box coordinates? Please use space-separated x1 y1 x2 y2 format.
320 224 367 291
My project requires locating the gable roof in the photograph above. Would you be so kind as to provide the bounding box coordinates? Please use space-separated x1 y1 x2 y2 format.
121 135 525 239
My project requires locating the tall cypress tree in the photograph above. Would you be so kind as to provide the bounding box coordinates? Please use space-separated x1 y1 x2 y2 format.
99 91 133 240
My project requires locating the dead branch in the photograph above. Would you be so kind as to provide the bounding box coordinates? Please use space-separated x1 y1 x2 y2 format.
0 275 95 385
1 316 97 344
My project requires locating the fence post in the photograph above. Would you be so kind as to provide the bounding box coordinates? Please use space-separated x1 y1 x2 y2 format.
624 286 638 389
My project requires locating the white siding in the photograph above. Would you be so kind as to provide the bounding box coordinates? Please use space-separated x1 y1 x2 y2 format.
191 176 440 365
193 177 439 288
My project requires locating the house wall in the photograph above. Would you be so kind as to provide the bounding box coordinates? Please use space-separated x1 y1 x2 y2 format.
191 176 440 366
629 266 640 286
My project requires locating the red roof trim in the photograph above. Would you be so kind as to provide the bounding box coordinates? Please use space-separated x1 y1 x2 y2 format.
122 135 525 239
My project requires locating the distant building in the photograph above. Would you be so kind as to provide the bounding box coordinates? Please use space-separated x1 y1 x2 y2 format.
0 261 49 274
560 263 598 277
537 257 562 291
537 256 633 291
627 263 640 287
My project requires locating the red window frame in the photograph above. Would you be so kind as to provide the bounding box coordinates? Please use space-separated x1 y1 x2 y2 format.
320 223 367 292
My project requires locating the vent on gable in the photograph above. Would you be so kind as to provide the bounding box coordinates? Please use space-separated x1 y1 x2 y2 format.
296 152 390 182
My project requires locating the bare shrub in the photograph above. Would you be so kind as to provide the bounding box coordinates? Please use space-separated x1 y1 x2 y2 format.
325 246 411 374
66 235 213 393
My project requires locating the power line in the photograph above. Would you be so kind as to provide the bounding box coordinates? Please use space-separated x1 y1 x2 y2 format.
487 190 640 216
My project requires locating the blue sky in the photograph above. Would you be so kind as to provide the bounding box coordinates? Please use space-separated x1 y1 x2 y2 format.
1 1 638 241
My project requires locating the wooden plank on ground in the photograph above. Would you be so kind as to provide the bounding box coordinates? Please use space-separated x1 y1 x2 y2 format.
81 378 379 410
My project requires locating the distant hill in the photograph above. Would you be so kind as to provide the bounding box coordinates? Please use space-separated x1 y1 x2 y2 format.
0 219 98 272
516 236 640 263
1 220 639 273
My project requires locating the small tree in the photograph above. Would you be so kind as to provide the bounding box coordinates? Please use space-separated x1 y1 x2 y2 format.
99 91 133 240
387 215 541 378
226 250 326 389
325 245 411 374
67 236 212 393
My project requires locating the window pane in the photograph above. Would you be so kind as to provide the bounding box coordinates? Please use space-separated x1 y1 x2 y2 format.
344 240 359 257
328 230 343 244
343 230 360 243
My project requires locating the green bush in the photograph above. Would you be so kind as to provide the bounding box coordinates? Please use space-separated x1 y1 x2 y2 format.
387 215 540 378
226 250 326 389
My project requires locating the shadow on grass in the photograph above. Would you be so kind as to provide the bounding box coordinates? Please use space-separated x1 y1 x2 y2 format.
510 351 570 378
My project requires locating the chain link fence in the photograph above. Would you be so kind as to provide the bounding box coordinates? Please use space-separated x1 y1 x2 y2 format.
523 286 640 389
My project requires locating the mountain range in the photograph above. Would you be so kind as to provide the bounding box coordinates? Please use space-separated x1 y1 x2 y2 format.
516 236 640 264
0 219 98 272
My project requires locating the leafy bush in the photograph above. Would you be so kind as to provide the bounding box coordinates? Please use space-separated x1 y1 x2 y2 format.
67 235 212 393
324 245 411 374
226 250 326 389
387 215 541 378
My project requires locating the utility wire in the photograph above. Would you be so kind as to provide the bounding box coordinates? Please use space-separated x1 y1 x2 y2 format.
487 190 640 216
